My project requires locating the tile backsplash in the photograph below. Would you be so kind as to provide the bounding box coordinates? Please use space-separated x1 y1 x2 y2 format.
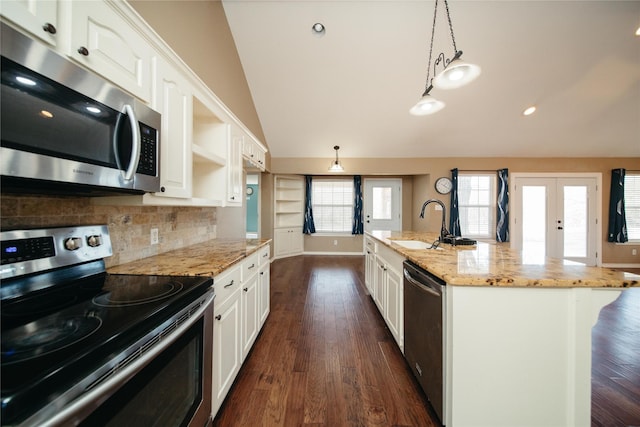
0 195 217 268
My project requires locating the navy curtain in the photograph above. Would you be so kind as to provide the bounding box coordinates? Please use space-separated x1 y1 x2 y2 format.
449 168 461 237
352 175 364 235
607 168 627 243
496 168 509 242
303 175 316 234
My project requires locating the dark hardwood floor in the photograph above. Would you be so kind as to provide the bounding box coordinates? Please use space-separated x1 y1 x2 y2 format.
213 256 640 427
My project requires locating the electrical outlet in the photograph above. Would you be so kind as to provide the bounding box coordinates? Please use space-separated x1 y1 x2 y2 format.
333 239 338 246
150 228 159 245
633 249 638 256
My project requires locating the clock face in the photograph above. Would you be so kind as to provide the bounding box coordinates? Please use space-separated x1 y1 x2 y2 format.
435 177 452 194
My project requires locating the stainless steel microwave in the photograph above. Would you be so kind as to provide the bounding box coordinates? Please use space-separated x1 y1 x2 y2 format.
0 22 161 195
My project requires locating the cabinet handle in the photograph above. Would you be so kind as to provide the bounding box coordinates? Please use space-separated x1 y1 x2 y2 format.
224 280 235 288
260 271 264 276
77 46 89 56
160 186 166 193
42 23 57 34
215 315 222 321
243 287 248 292
248 263 255 269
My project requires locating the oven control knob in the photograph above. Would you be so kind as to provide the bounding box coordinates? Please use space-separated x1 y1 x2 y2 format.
64 237 82 251
87 235 102 247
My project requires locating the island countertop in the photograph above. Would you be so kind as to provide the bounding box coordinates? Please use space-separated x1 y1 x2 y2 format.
107 238 271 277
367 230 639 288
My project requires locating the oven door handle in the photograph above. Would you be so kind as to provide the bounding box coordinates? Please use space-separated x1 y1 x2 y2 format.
39 290 215 427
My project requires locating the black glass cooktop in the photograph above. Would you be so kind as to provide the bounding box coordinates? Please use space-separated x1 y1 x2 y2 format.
0 270 212 425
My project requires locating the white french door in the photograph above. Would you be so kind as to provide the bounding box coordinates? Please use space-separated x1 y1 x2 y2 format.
513 175 599 266
363 178 402 232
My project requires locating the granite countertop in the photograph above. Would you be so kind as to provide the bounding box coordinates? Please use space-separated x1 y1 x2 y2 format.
107 238 271 277
368 230 639 288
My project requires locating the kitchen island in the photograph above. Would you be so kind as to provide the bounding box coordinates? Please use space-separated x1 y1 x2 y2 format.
367 230 638 427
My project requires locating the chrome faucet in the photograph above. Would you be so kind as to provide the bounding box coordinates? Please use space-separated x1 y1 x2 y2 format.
419 199 450 242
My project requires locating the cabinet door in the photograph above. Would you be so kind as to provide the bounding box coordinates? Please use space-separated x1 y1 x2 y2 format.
385 266 403 350
152 57 192 198
226 135 243 205
69 1 152 102
241 274 259 360
364 239 376 295
289 227 303 254
212 291 242 416
1 0 58 46
259 265 270 326
374 257 386 312
274 228 291 258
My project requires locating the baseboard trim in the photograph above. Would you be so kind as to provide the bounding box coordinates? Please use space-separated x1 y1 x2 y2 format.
602 263 640 269
303 251 364 256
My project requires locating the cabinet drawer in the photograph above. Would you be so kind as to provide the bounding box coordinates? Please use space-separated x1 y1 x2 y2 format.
365 237 377 254
258 245 270 266
242 252 259 281
214 265 241 307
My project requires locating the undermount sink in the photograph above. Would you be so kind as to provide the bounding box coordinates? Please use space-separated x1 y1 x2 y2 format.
390 240 443 250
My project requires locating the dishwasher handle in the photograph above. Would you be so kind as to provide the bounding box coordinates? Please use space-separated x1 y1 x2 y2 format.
403 268 443 297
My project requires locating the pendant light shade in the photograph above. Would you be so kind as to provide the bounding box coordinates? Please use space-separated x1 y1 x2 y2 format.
328 145 344 172
409 92 445 116
432 56 481 89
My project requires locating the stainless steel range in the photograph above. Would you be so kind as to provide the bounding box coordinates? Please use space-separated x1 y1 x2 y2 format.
1 225 214 426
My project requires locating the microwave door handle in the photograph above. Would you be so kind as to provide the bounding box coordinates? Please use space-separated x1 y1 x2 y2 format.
122 104 141 182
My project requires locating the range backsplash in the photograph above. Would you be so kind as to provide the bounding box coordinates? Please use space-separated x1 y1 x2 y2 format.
0 195 217 268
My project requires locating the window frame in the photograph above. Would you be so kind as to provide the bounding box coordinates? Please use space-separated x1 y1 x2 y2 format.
456 173 497 239
624 172 640 243
310 177 354 235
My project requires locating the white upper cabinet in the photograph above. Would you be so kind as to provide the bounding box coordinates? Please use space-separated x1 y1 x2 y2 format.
151 56 193 199
67 1 152 103
0 0 58 46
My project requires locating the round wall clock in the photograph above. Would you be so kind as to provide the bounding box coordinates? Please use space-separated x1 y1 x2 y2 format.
435 177 453 194
246 187 254 195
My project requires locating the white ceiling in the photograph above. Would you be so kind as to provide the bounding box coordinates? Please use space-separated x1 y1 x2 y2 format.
222 0 640 159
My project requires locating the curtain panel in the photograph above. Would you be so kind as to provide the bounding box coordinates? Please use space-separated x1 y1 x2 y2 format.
607 168 627 243
303 175 316 234
352 175 364 234
496 168 509 242
449 168 461 237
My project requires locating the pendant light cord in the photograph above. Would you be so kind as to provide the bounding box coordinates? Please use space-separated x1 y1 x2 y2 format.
423 0 439 96
443 0 458 53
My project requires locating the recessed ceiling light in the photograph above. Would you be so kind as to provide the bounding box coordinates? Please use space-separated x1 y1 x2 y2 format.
636 26 640 36
522 106 537 116
311 22 325 37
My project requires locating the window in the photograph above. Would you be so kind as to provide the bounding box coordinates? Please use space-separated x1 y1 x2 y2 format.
458 174 496 238
626 173 640 241
311 179 354 233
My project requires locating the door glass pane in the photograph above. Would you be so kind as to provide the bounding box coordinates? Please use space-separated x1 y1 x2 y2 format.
372 187 392 220
563 186 587 258
522 186 546 264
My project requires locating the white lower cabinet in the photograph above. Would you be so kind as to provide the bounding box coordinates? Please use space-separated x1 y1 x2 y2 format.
274 227 303 258
212 266 242 416
212 247 270 418
241 269 259 360
258 246 271 326
365 236 405 352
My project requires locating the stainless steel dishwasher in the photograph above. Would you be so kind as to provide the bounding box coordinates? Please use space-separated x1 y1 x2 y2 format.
403 260 446 425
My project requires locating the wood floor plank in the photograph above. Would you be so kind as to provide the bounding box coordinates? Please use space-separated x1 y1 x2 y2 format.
214 256 640 427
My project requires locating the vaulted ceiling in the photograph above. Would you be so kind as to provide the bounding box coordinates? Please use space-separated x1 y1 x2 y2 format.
222 0 640 159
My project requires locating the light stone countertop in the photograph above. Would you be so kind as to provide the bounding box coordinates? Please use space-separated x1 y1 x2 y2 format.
107 238 271 277
368 230 639 288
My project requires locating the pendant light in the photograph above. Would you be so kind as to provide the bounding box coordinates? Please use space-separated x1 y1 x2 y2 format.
410 0 480 115
328 145 344 172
